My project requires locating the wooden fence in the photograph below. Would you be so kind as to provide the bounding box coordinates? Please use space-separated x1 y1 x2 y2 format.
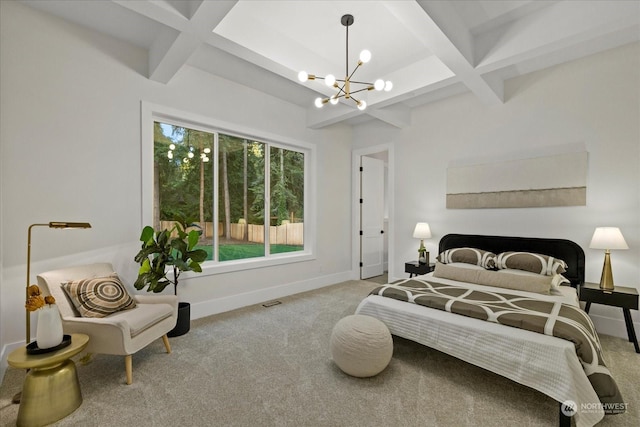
159 221 303 246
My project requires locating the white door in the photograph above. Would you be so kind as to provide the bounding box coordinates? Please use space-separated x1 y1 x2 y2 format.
360 156 385 279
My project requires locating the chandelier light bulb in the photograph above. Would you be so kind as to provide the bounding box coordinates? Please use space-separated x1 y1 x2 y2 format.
167 151 173 159
325 74 336 87
187 151 194 159
169 143 176 150
300 15 392 110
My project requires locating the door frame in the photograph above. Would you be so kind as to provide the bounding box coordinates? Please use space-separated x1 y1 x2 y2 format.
351 143 394 280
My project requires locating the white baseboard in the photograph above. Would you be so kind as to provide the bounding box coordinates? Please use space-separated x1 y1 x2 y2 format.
589 313 640 342
189 270 353 320
0 341 25 388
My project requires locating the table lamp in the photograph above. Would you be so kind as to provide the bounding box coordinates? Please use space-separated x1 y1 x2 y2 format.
589 227 628 290
413 222 431 264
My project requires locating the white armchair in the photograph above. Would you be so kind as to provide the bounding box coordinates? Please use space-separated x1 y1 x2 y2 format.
37 262 178 385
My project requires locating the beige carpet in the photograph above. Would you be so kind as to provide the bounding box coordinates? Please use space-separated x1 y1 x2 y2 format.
1 280 638 426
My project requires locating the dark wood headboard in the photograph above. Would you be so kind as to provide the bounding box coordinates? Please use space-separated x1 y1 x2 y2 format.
438 234 585 287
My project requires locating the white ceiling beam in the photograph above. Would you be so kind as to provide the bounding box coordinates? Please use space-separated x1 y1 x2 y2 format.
475 0 640 73
388 1 503 107
111 0 189 31
148 28 201 83
115 0 237 83
366 104 411 129
188 0 237 39
306 103 364 130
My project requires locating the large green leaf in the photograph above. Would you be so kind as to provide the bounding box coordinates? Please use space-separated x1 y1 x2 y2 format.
189 260 202 272
140 226 155 244
188 249 208 263
138 258 151 274
173 259 189 272
187 230 199 250
171 239 187 256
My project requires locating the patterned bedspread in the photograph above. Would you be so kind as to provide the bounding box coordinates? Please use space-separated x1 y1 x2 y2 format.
371 278 624 414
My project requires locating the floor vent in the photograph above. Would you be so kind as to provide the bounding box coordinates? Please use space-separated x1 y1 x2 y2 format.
262 300 282 308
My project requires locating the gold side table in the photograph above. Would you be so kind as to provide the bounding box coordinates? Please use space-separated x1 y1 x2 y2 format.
8 333 89 427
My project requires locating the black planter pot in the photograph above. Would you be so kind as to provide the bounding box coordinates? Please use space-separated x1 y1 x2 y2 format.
168 302 190 337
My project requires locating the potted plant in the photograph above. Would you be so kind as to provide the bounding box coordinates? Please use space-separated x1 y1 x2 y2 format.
134 217 207 337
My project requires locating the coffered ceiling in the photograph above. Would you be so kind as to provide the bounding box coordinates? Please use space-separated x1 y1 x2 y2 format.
20 0 640 129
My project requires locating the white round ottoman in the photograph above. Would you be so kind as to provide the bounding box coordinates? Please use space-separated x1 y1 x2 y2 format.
330 314 393 378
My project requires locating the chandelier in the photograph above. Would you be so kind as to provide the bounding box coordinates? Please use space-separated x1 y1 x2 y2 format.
298 14 392 111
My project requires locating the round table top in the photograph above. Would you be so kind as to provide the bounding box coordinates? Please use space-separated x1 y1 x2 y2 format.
7 333 89 370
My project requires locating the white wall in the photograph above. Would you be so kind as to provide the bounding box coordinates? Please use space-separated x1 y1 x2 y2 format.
353 42 640 338
0 1 353 371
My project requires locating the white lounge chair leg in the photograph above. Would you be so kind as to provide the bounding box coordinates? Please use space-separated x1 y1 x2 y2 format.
162 334 171 354
125 355 132 385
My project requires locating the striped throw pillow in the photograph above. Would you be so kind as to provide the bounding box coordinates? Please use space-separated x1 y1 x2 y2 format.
495 252 567 276
62 274 136 318
437 247 496 269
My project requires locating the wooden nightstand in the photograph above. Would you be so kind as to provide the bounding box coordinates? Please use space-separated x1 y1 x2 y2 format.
405 261 435 278
579 282 639 353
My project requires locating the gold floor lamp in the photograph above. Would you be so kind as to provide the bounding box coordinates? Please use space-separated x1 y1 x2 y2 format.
26 222 92 343
13 221 92 404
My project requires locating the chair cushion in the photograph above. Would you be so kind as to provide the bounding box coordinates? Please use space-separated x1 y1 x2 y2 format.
61 274 137 318
108 303 174 337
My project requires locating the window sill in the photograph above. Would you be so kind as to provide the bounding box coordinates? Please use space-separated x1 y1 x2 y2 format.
179 251 316 278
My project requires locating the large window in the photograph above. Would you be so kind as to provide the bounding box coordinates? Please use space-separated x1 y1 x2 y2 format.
152 119 307 266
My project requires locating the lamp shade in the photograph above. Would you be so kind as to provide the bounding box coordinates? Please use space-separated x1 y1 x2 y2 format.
413 223 432 239
589 227 628 250
48 222 92 229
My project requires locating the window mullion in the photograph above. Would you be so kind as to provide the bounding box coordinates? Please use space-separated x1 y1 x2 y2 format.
264 144 271 256
213 132 219 262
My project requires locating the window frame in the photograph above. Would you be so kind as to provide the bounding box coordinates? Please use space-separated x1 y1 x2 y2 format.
141 101 316 277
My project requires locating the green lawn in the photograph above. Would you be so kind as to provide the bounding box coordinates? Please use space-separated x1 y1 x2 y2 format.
197 243 302 262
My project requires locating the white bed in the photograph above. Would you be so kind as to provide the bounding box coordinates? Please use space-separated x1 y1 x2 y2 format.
355 234 613 427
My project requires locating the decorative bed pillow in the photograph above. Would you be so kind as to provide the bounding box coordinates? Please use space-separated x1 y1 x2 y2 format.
446 262 487 271
61 274 136 318
495 252 567 276
437 247 496 269
497 268 571 290
433 262 552 294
